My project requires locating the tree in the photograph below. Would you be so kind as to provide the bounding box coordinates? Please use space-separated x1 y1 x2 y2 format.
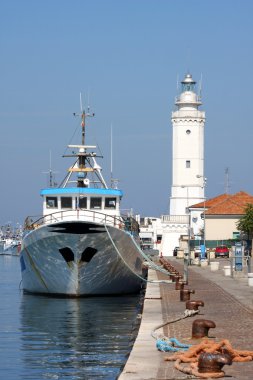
236 203 253 241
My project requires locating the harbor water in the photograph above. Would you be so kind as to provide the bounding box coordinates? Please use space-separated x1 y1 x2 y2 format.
0 255 143 380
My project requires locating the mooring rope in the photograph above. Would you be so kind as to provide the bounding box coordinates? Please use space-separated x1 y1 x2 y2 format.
104 224 172 284
151 309 199 340
129 232 173 275
151 309 199 352
165 338 253 378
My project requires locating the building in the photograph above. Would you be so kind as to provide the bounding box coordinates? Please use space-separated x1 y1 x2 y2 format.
190 191 253 242
138 217 163 252
160 73 206 256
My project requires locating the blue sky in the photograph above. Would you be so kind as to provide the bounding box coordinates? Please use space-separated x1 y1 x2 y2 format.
0 0 253 226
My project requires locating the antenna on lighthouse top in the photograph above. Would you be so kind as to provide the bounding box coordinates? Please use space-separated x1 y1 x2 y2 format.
176 74 179 91
198 73 203 100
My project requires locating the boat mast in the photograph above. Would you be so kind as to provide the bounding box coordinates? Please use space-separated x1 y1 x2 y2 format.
80 93 85 146
62 95 109 189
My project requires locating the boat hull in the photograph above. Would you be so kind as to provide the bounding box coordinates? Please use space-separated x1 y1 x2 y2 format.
19 221 145 296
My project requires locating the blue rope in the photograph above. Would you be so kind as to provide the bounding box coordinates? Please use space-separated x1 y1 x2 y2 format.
156 338 191 352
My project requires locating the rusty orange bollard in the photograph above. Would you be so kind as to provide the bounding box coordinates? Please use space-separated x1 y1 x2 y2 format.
175 276 185 290
192 319 216 339
180 288 195 301
186 300 204 311
198 352 232 373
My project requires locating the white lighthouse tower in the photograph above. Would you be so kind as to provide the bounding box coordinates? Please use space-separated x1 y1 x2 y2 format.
159 73 206 256
170 73 206 215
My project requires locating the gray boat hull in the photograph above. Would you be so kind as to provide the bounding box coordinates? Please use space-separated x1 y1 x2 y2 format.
20 221 145 296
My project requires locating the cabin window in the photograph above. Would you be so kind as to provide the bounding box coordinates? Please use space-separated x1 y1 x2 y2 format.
46 197 58 208
79 196 87 209
90 197 102 209
105 197 117 209
186 160 191 168
61 197 72 209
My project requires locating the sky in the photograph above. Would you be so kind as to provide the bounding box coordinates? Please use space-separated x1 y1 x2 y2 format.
0 0 253 227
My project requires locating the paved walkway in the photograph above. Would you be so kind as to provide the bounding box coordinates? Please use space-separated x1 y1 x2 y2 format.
119 258 253 380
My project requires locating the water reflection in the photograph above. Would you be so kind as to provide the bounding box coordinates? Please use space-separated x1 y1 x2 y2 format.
20 293 142 379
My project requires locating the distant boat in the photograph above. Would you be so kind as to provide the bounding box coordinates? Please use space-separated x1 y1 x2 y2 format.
0 224 22 256
0 238 21 255
19 101 146 296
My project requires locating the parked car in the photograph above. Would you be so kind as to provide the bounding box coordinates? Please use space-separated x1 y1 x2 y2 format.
173 247 179 256
194 246 202 258
215 245 229 258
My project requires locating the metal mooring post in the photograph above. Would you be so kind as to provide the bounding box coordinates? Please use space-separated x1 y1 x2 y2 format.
207 250 210 265
247 255 251 273
183 249 189 283
230 256 234 278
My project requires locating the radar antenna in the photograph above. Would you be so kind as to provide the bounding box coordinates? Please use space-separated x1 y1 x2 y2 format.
73 92 95 145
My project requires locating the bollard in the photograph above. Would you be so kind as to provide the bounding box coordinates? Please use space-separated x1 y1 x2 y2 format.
170 272 179 281
186 300 204 311
198 352 232 373
180 288 195 301
175 279 185 290
192 319 216 339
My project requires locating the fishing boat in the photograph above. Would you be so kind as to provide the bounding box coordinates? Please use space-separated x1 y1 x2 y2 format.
0 238 21 255
0 224 22 255
19 102 146 296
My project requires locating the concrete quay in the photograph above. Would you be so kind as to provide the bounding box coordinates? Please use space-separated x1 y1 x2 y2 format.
119 258 253 380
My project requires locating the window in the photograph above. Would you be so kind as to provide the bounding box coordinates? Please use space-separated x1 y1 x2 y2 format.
79 197 87 209
186 129 191 134
90 197 102 209
105 197 116 209
186 160 191 168
61 197 72 209
46 197 58 208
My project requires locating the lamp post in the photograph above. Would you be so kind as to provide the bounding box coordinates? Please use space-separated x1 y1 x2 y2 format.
181 186 190 283
196 175 207 262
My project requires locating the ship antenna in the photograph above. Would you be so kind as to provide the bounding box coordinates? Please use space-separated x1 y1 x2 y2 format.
80 92 85 145
42 150 58 187
109 124 119 189
110 124 113 186
87 90 90 113
74 92 95 146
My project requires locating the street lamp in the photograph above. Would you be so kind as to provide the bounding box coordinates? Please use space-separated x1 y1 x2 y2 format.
181 186 190 283
196 175 207 261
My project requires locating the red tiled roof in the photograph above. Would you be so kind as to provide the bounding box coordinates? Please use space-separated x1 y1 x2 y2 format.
191 193 229 209
191 191 253 215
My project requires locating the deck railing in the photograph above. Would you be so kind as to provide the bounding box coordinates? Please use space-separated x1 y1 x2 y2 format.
24 209 139 234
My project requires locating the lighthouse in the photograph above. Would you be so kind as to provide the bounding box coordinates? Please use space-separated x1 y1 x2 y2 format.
169 73 206 215
142 72 206 257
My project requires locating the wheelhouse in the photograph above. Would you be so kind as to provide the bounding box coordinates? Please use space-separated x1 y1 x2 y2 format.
41 188 123 219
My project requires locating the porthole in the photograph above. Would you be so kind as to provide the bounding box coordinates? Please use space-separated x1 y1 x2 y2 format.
186 129 191 134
